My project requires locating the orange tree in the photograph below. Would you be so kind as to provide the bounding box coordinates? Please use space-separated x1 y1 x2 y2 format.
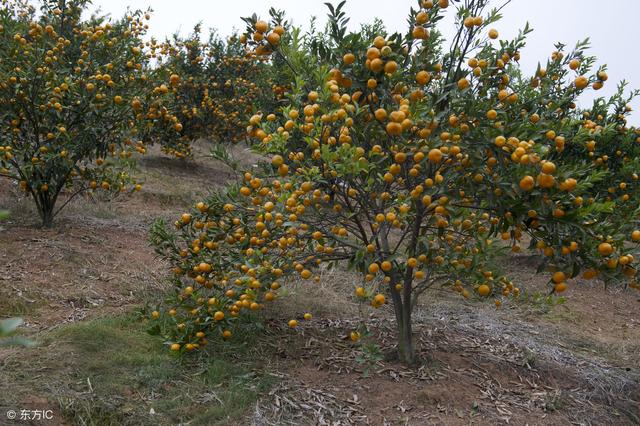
0 0 157 227
151 0 640 364
144 26 277 157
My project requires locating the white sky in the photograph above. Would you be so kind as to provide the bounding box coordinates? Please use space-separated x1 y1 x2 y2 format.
85 0 640 124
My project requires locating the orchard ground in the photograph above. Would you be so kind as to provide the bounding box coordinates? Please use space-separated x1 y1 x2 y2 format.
1 141 639 425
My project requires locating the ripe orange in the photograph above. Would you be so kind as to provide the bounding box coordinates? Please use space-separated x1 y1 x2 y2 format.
370 58 384 72
267 32 280 45
255 20 268 33
519 175 535 191
381 261 392 272
288 319 298 328
457 78 470 90
537 173 555 189
372 294 386 306
574 76 588 90
583 269 598 280
412 26 429 40
554 282 567 293
631 230 640 242
477 284 491 297
374 108 387 121
343 53 356 65
552 271 565 283
428 148 443 163
597 242 613 256
488 29 498 39
541 161 556 174
560 178 577 192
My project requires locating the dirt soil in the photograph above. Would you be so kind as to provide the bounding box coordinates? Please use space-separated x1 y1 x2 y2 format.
1 140 639 425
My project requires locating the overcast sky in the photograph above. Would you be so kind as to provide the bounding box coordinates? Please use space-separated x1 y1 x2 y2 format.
85 0 639 124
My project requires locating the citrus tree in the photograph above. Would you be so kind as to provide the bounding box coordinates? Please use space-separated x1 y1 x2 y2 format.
151 0 640 364
143 26 277 157
0 0 155 227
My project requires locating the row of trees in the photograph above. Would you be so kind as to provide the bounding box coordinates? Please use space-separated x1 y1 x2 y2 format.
0 0 278 226
1 0 638 365
150 0 640 364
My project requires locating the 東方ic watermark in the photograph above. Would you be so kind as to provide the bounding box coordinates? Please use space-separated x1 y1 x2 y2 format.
5 409 54 421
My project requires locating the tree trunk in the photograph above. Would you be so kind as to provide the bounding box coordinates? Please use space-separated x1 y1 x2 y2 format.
34 191 55 228
40 206 54 228
396 300 415 365
390 290 415 364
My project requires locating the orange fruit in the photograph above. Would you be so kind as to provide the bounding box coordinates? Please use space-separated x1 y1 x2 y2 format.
552 271 565 283
554 282 567 293
519 175 535 191
255 20 268 33
373 294 386 306
343 53 356 65
541 161 556 174
288 319 298 328
597 242 613 256
582 269 598 280
412 25 429 40
267 32 280 45
537 173 555 189
384 60 398 74
574 76 588 89
477 284 491 297
374 108 387 121
428 148 443 163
